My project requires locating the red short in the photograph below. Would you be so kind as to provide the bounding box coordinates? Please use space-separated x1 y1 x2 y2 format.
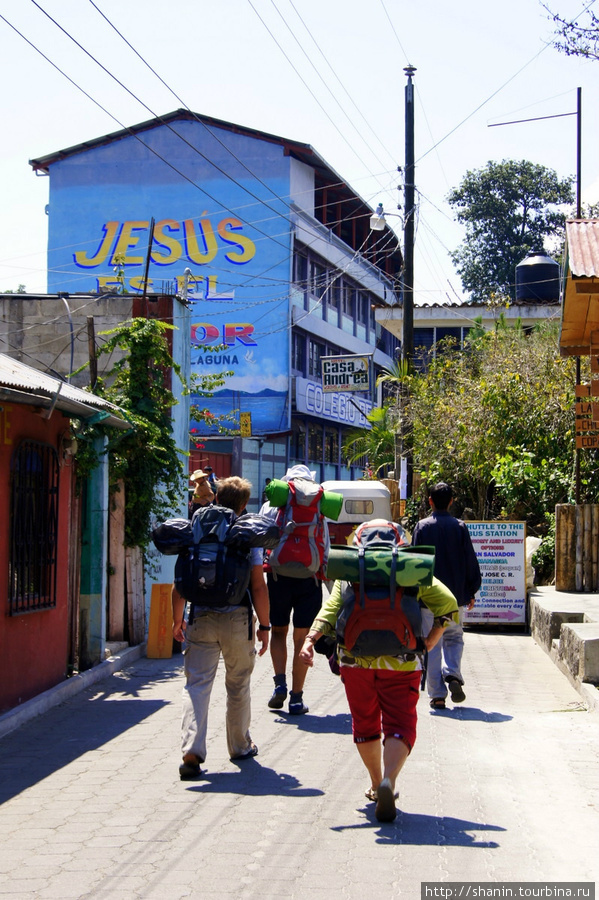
340 667 421 751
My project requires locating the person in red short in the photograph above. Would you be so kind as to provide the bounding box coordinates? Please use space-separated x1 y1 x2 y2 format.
299 522 457 824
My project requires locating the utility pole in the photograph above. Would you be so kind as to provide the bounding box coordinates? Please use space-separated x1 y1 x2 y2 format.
403 65 416 369
403 65 416 500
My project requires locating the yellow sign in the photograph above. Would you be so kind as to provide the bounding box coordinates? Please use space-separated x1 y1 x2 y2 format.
240 412 252 437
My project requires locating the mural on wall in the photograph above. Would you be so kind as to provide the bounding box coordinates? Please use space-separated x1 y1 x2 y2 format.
45 119 291 434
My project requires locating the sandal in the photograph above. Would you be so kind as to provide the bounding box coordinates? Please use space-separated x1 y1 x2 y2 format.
429 698 446 710
365 787 398 802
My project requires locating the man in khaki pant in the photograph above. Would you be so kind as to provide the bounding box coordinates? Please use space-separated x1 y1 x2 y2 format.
172 477 270 779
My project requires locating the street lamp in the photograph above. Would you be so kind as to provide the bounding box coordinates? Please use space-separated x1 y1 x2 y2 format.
369 203 387 231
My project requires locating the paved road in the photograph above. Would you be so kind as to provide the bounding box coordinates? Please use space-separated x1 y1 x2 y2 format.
0 628 598 899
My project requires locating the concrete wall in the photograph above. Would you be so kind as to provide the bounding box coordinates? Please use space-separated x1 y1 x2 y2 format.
0 293 133 386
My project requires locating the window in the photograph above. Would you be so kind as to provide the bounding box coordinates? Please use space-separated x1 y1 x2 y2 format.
308 340 324 377
292 426 306 459
436 327 462 347
308 424 323 460
9 440 59 615
311 262 326 299
292 332 306 373
324 428 339 464
357 292 368 324
346 499 374 516
329 282 339 310
293 251 308 287
342 285 353 317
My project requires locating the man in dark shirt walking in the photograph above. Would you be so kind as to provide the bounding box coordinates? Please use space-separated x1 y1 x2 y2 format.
411 482 481 709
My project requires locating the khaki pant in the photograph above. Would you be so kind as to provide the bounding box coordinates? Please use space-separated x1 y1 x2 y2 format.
181 608 256 761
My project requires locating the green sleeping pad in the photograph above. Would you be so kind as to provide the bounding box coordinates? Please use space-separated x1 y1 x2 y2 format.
325 544 435 588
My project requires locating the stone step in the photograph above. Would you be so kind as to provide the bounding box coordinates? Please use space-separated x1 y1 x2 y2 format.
557 622 599 684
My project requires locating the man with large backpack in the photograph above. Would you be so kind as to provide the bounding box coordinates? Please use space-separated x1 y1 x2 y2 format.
261 464 330 716
299 519 458 823
172 477 271 780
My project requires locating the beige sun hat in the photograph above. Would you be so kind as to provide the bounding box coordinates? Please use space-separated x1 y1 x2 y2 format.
190 469 209 482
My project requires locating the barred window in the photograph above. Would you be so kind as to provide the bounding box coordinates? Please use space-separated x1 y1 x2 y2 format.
9 440 59 615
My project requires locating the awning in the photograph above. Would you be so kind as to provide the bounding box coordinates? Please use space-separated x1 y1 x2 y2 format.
0 353 131 429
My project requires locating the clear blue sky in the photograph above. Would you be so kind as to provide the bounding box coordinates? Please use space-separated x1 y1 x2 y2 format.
0 0 596 301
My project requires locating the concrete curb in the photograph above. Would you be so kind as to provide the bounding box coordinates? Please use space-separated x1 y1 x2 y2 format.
0 643 147 740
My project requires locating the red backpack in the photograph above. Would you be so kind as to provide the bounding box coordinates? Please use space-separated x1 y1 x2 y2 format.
267 478 327 579
336 520 424 658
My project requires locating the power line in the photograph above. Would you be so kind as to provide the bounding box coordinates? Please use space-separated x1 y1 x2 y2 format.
245 0 391 186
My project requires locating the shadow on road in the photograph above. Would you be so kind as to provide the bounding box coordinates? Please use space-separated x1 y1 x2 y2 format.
429 706 513 723
186 762 324 798
0 696 169 804
266 711 353 735
333 810 505 846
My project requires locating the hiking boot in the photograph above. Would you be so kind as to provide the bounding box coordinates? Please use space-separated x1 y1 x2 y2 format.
288 691 309 715
268 686 288 709
179 754 203 781
447 678 466 703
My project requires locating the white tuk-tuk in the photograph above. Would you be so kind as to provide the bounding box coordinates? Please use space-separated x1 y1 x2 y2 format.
321 480 392 545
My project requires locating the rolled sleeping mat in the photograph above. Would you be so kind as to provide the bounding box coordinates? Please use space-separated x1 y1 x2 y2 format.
264 478 290 507
325 545 435 587
264 479 343 521
320 491 343 521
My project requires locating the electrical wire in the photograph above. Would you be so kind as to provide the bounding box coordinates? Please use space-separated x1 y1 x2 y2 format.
245 0 391 186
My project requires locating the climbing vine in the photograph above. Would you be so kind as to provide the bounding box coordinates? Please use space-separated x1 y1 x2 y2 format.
76 318 186 550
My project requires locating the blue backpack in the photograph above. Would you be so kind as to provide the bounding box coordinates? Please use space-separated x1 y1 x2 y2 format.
160 506 279 609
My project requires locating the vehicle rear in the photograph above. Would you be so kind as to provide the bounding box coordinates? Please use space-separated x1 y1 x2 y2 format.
321 480 393 545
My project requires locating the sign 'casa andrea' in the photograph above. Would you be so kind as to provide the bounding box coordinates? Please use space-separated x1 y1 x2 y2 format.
321 354 370 392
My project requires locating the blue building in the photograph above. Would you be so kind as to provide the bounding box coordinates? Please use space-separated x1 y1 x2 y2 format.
30 110 401 506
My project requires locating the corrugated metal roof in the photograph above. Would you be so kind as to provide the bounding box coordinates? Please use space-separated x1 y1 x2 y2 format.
566 219 599 277
0 353 131 429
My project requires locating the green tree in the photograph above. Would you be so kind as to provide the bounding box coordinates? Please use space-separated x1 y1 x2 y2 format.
448 159 574 302
91 318 186 549
342 405 396 478
75 320 236 551
403 319 594 528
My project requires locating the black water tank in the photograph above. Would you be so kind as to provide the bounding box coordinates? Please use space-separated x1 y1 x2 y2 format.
515 249 560 303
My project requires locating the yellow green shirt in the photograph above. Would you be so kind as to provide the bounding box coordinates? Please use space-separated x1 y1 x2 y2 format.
313 576 458 671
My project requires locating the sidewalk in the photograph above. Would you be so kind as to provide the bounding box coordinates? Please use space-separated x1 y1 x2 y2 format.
0 627 598 899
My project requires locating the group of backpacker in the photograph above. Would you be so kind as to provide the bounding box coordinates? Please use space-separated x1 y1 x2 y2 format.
154 464 480 824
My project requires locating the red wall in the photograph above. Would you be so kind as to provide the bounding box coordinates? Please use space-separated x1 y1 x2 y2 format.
189 450 231 480
0 403 75 713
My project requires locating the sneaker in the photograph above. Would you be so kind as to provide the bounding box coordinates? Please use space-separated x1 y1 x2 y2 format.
375 777 397 823
447 678 466 703
268 686 287 709
288 692 309 715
